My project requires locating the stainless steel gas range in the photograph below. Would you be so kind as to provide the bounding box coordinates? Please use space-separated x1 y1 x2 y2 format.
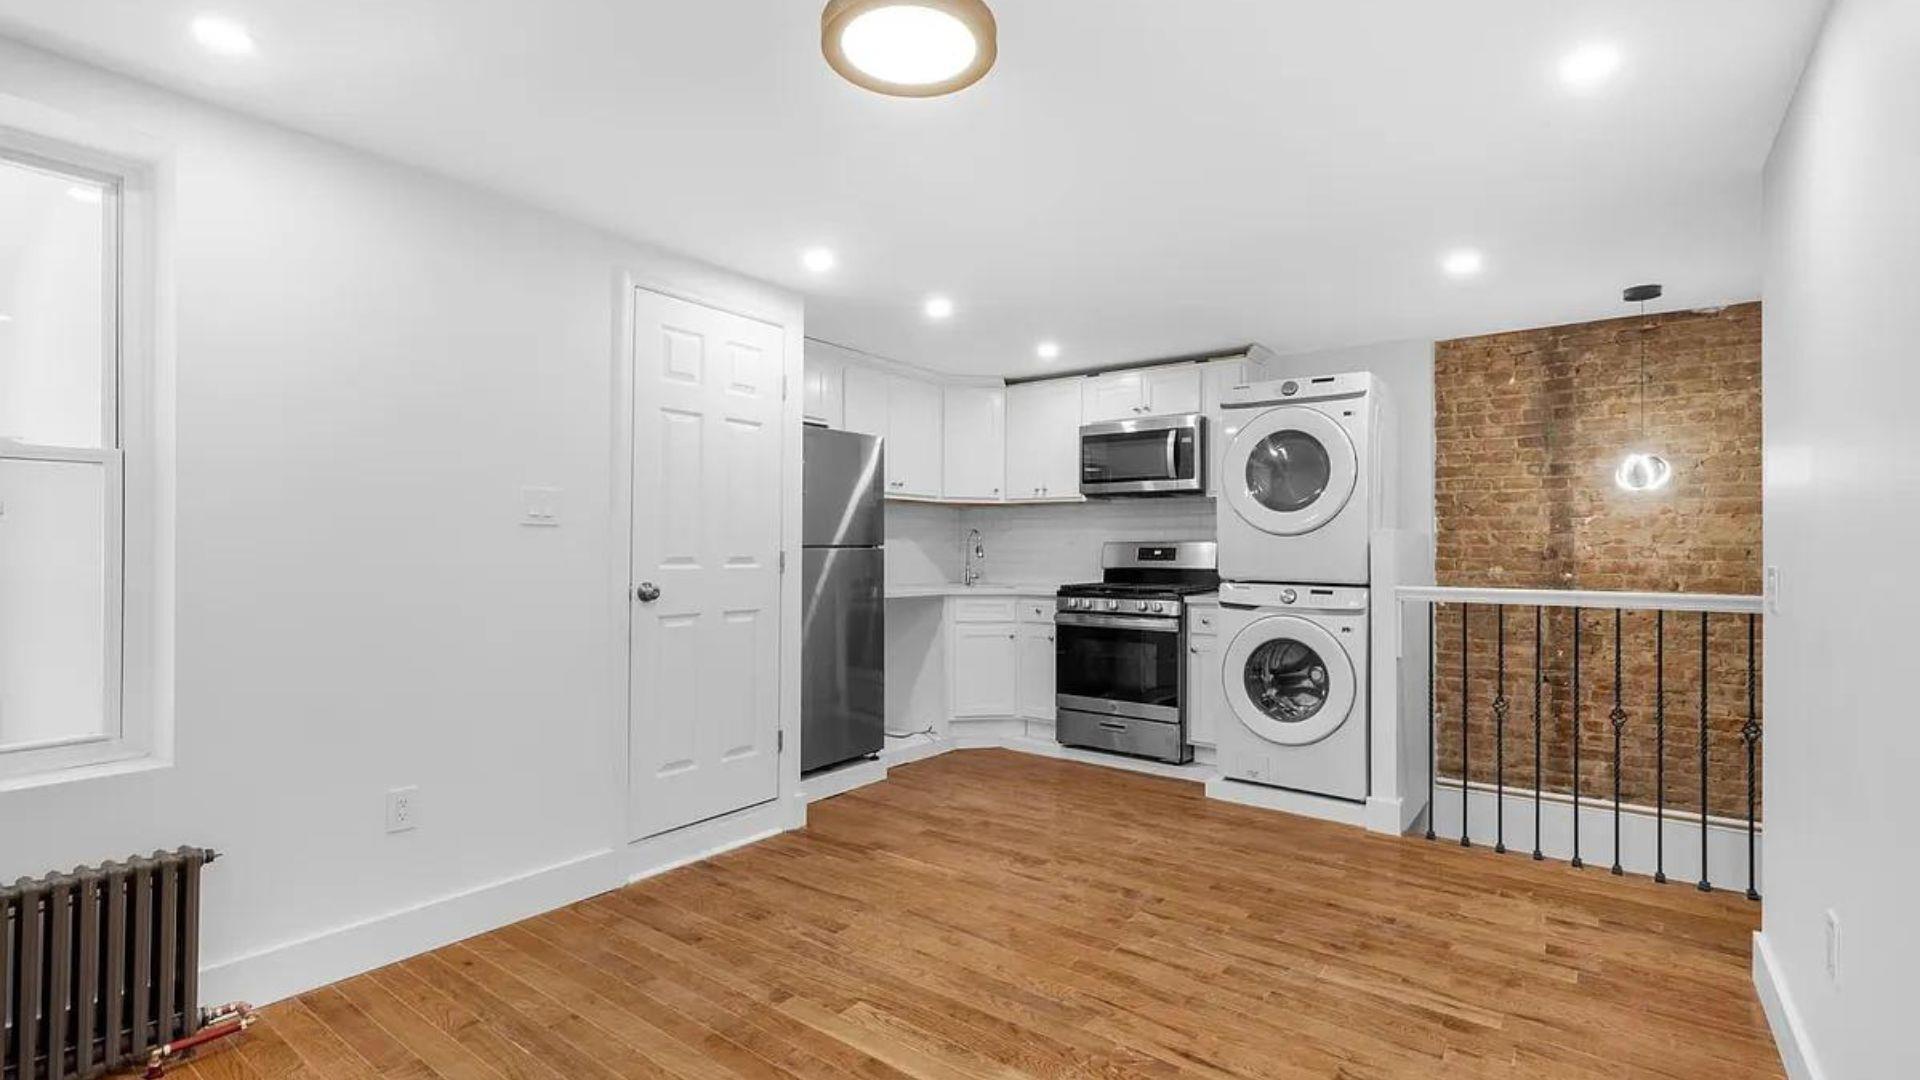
1055 541 1220 763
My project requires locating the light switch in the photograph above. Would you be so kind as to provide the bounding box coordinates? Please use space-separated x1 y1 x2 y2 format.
521 486 562 527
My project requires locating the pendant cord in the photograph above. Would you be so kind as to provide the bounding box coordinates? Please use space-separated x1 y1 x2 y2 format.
1638 299 1649 439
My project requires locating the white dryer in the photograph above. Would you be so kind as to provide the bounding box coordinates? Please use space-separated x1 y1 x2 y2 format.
1214 581 1369 802
1217 371 1393 585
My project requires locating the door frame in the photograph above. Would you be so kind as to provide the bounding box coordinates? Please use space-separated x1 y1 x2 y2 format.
608 264 808 850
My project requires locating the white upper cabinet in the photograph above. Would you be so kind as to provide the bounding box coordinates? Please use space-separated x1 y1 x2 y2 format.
1081 364 1203 422
1005 378 1083 501
1141 364 1204 416
1200 357 1248 498
801 340 848 428
842 366 944 497
942 386 1007 500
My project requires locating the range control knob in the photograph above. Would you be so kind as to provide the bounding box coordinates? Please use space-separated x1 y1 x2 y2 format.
1102 599 1119 612
1133 600 1149 612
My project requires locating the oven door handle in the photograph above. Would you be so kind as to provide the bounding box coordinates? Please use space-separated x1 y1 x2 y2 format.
1055 612 1182 632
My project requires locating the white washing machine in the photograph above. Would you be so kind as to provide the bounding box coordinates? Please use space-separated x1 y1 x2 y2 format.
1214 581 1369 802
1217 371 1394 585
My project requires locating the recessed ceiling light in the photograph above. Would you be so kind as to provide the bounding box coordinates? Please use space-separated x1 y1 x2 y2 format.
801 247 837 273
924 295 955 320
1441 249 1485 279
1036 341 1061 360
191 14 256 57
67 185 103 205
0 313 13 324
1559 42 1622 92
822 0 997 98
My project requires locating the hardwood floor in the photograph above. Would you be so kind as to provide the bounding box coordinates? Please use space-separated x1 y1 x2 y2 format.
170 750 1782 1080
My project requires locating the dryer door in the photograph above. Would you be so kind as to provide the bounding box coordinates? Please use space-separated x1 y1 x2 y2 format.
1223 614 1356 747
1222 405 1358 537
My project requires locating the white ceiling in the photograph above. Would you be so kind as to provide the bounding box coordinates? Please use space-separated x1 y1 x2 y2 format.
0 1 1827 377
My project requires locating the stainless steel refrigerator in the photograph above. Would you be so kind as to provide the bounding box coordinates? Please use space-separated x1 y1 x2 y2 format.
801 426 886 774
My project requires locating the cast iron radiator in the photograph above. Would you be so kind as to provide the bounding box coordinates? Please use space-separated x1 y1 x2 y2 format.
1 848 216 1080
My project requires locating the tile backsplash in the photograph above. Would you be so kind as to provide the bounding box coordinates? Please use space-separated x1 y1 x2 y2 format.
959 497 1216 585
883 501 962 586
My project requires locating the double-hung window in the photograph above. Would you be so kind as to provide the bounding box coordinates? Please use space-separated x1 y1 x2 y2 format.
0 137 153 785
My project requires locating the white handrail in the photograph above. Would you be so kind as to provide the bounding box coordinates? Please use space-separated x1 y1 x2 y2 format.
1395 585 1764 615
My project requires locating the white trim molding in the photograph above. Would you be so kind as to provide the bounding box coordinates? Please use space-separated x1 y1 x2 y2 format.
1396 584 1764 615
1754 932 1826 1080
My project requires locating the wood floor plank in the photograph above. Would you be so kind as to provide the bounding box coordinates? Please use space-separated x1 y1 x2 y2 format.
219 750 1780 1079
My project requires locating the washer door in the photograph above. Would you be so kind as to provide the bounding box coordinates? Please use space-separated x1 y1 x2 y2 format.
1222 405 1358 537
1223 614 1356 747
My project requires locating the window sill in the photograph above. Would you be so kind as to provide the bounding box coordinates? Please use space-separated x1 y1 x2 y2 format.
0 752 171 795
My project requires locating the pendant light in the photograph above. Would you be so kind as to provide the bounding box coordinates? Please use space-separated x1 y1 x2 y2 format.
821 0 998 97
1614 283 1673 493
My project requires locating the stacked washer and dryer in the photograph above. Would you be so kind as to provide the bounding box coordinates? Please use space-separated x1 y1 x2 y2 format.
1212 372 1393 803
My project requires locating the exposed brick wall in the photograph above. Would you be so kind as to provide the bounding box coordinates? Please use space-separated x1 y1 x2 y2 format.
1431 303 1762 820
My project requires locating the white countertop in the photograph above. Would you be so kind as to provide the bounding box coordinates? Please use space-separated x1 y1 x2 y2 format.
884 581 1060 599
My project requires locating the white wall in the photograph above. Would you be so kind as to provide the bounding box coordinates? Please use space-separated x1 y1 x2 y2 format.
1759 1 1920 1076
0 39 798 1005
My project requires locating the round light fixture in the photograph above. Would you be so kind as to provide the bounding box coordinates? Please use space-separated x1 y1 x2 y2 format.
1441 248 1484 278
822 0 997 98
1036 341 1061 360
1614 452 1672 492
1559 42 1622 92
801 247 837 273
191 14 257 57
923 295 955 320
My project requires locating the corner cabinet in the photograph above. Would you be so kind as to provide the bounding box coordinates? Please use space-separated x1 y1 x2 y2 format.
1005 378 1083 500
845 366 944 498
1081 363 1203 423
942 386 1007 500
949 595 1056 725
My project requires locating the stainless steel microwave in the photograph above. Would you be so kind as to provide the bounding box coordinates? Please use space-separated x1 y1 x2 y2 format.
1079 413 1207 496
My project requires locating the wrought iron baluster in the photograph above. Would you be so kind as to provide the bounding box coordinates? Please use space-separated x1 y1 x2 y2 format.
1698 610 1712 893
1532 605 1544 861
1655 611 1667 883
1571 606 1583 869
1426 602 1436 842
1610 609 1627 875
1461 603 1471 848
1744 612 1761 901
1494 605 1508 854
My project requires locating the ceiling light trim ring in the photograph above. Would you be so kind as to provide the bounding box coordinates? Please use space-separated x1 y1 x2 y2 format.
822 0 998 98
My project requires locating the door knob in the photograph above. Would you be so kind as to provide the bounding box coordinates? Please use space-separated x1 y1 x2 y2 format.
635 582 662 602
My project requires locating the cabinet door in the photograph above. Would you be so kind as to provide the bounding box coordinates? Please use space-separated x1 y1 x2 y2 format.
1016 622 1056 720
1141 364 1203 416
942 386 1006 500
1200 358 1247 498
1081 370 1144 423
1007 378 1082 500
952 624 1018 717
802 342 847 428
842 365 889 440
888 376 945 497
1187 631 1223 747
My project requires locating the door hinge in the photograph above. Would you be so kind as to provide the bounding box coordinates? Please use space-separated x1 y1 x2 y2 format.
777 730 785 754
778 549 787 574
781 373 789 402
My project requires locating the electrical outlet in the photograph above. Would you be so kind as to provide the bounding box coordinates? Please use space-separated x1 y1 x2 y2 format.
1765 566 1782 615
386 786 420 833
1823 909 1840 985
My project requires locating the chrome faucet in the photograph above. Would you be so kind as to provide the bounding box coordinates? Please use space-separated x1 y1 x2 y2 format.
963 528 986 587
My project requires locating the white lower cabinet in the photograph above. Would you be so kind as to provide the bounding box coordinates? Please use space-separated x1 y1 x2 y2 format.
1016 613 1056 721
1186 602 1224 748
951 623 1019 717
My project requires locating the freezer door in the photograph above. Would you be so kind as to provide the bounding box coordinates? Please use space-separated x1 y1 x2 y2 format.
801 546 886 773
803 426 885 547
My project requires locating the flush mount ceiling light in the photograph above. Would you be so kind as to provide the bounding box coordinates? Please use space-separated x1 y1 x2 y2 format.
1036 341 1061 360
1560 42 1622 92
822 0 998 98
191 14 257 57
801 247 837 273
923 295 955 320
1441 248 1485 279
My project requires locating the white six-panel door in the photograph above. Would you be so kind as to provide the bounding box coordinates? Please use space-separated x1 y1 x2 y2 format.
629 288 784 840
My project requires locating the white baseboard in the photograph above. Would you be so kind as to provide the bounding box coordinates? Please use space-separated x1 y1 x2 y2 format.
198 846 624 1008
1364 795 1413 835
1206 777 1369 826
1754 931 1824 1080
797 757 888 803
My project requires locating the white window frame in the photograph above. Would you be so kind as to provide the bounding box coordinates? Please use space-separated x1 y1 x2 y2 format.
0 98 167 789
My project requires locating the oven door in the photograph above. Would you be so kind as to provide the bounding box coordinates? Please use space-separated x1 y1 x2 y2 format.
1079 415 1205 495
1055 611 1184 722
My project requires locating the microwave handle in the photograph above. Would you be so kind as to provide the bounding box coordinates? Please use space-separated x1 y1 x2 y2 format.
1165 428 1179 479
